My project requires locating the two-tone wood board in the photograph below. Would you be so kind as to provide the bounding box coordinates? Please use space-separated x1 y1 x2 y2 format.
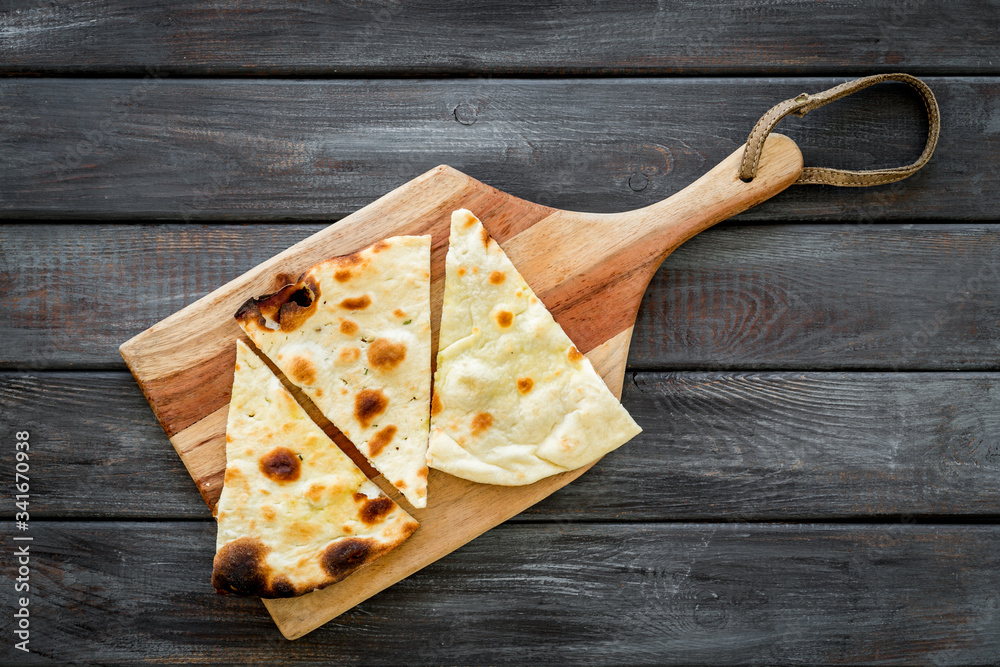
120 133 804 639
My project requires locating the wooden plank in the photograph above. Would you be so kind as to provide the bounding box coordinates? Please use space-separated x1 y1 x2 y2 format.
0 372 208 519
5 371 998 521
0 223 326 370
3 521 997 664
1 0 998 76
632 222 1000 370
1 77 995 221
4 222 1000 371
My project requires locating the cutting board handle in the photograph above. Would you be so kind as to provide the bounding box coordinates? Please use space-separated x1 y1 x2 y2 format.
626 132 803 267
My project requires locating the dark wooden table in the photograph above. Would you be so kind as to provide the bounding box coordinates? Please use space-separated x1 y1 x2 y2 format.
2 1 999 664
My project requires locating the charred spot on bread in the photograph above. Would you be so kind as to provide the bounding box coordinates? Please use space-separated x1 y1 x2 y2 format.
212 537 270 596
213 539 303 598
234 275 321 333
372 240 391 252
268 577 297 598
367 425 397 458
367 338 406 371
340 295 372 310
480 227 492 248
357 495 395 525
567 346 584 363
259 446 301 482
495 310 514 327
517 377 534 394
355 388 388 428
430 392 443 416
234 298 268 330
273 283 318 331
334 269 352 282
320 537 377 581
340 319 359 335
489 270 506 285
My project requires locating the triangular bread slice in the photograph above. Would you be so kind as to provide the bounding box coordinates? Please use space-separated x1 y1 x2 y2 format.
212 340 418 598
427 209 642 486
235 236 432 508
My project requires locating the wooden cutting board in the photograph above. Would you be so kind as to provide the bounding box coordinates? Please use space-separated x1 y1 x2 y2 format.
120 133 803 640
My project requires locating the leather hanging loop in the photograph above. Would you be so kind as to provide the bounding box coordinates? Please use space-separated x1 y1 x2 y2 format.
739 73 940 187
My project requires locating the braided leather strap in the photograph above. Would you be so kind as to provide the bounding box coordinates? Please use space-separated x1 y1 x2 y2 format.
739 73 940 187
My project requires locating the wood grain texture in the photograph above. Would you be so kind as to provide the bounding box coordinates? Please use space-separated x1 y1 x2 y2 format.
2 77 995 221
633 222 1000 370
6 370 998 521
5 222 1000 371
2 521 997 665
117 138 802 638
1 0 998 76
0 371 208 519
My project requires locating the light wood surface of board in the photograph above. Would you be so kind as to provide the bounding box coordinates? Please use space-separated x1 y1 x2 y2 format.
119 133 804 639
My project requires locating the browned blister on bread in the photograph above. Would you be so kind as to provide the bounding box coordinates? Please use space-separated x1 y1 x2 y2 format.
212 340 418 598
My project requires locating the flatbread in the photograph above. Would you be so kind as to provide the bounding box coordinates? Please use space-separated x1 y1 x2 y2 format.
212 340 418 598
236 236 432 508
427 209 642 486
